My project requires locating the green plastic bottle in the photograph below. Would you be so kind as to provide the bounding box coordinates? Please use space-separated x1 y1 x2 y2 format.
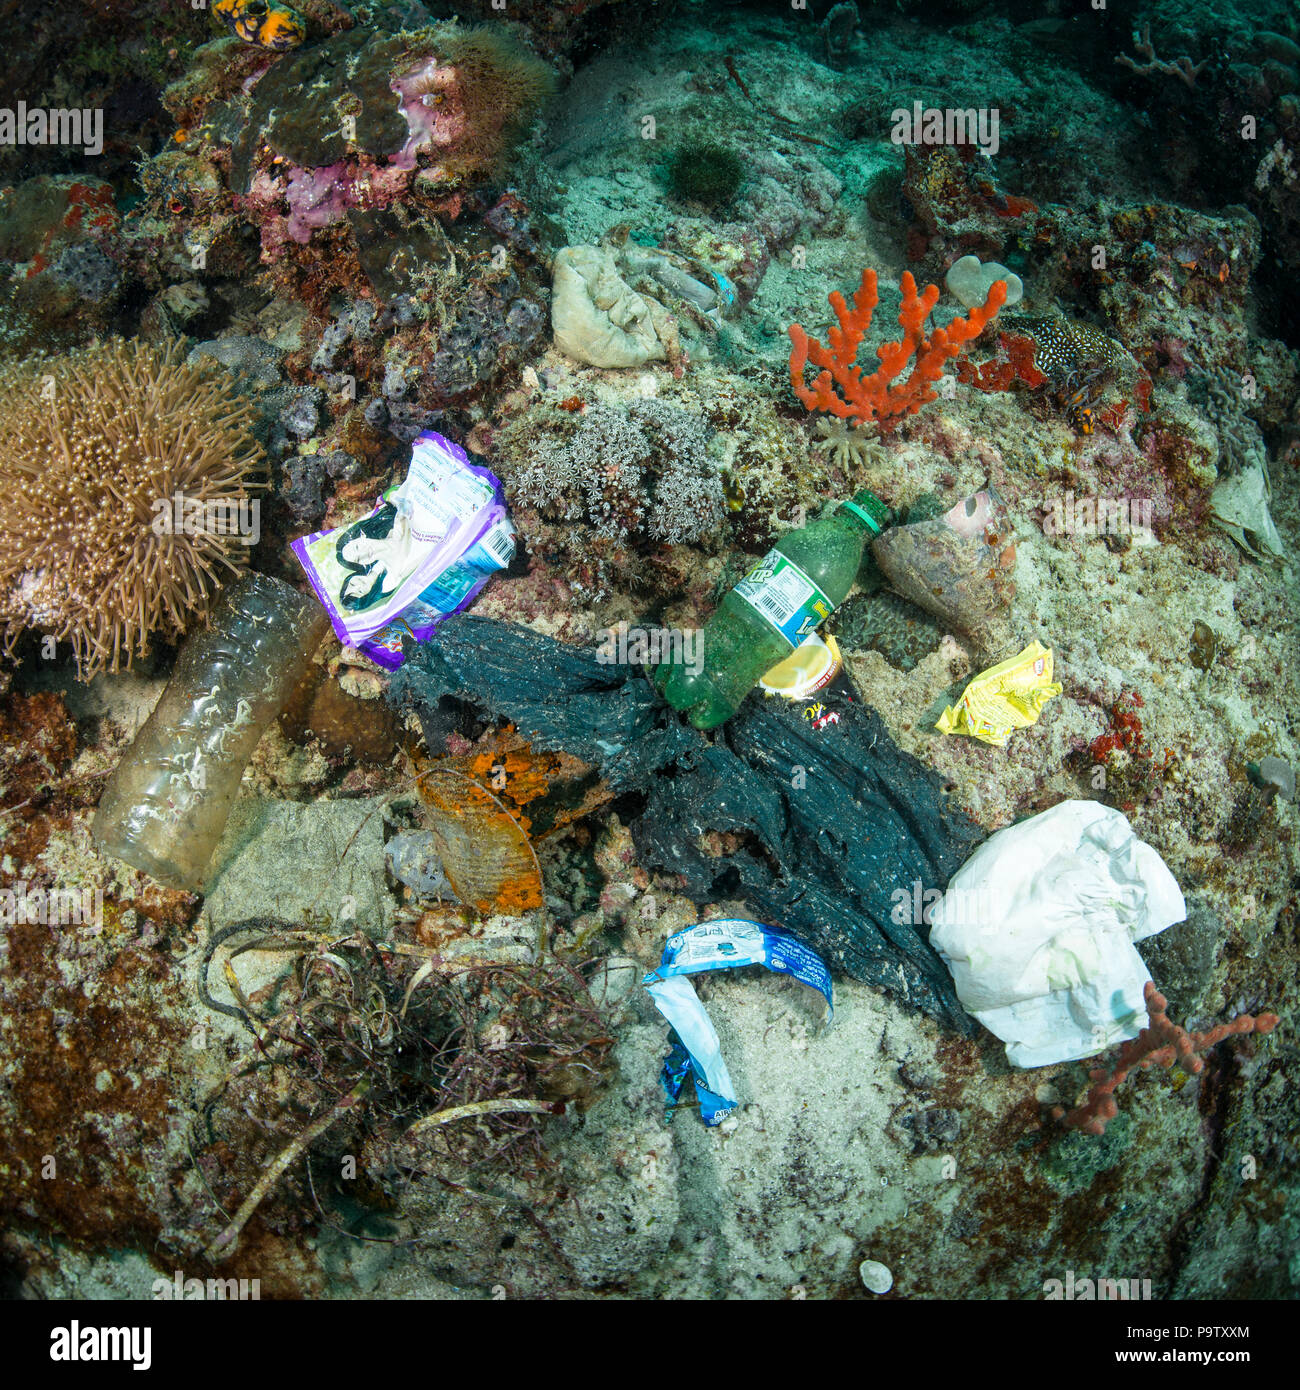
654 489 893 729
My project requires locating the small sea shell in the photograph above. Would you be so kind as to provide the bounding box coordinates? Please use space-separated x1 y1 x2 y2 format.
859 1259 894 1294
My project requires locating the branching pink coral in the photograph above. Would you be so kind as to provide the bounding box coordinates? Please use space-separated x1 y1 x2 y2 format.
1054 981 1279 1136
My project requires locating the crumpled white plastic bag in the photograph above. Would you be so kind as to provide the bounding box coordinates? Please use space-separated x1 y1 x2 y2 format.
928 800 1185 1067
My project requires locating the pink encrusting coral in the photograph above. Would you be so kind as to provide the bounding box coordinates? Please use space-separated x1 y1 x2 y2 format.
245 65 464 247
280 161 412 244
282 164 348 243
390 58 473 173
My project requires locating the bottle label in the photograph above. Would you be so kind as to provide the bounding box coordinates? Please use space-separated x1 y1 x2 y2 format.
733 550 834 649
355 508 516 670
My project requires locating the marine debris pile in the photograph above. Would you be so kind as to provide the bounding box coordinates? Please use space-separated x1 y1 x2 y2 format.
0 0 1296 1302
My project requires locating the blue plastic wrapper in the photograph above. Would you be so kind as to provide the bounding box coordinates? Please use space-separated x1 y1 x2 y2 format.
643 919 833 1126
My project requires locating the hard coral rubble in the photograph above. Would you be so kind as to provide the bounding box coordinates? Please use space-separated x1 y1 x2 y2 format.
0 338 264 678
1055 981 1279 1136
901 145 1037 263
788 268 1006 431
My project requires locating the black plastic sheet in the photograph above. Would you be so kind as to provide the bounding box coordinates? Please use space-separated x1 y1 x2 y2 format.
389 616 983 1029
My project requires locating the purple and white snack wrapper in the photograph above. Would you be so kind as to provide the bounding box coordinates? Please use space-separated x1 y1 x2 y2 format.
357 507 516 670
292 431 503 646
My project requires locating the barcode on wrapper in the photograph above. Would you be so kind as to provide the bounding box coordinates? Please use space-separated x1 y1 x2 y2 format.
483 523 516 567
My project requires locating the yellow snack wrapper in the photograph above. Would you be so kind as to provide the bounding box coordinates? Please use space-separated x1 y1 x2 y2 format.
936 641 1062 747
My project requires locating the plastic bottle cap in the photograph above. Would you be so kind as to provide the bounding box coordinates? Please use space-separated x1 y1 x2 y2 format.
839 489 892 534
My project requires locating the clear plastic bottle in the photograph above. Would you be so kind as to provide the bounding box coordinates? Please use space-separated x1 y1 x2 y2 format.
654 489 893 729
92 573 329 892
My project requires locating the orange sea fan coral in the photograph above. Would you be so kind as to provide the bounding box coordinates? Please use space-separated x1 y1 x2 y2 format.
788 268 1006 429
1054 981 1278 1136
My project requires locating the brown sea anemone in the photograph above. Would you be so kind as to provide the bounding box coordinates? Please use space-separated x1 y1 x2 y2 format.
0 337 266 679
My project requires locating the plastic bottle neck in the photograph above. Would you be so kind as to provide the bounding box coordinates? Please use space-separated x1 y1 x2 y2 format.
835 489 893 536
